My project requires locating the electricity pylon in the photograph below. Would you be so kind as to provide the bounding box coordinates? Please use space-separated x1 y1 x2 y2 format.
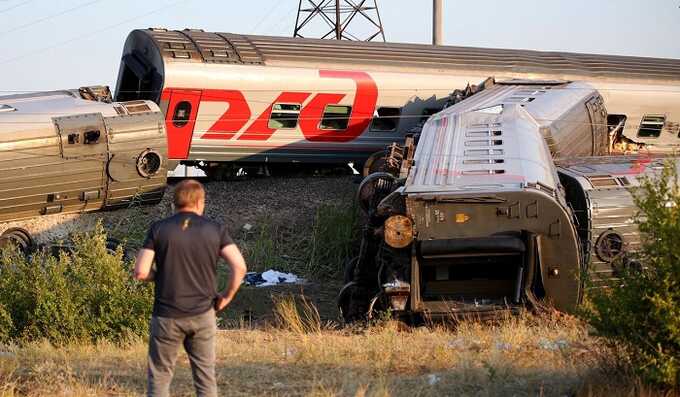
293 0 386 42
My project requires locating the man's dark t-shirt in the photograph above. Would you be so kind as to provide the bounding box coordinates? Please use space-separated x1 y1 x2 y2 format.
143 212 234 318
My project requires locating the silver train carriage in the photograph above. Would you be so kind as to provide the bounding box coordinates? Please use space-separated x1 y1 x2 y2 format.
340 80 672 321
556 155 679 285
114 29 680 173
0 87 168 249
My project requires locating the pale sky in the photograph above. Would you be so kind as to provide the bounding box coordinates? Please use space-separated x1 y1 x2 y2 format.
0 0 679 92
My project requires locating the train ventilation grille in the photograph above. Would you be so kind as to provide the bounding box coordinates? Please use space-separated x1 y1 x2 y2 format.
503 88 550 104
180 30 241 63
462 123 505 176
149 30 199 60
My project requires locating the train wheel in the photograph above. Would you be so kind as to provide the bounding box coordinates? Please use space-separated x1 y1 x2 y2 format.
0 228 33 254
337 281 357 324
343 256 359 284
363 150 389 177
356 172 397 215
367 292 391 321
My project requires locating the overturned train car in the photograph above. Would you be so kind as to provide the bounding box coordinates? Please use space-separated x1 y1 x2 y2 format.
340 80 671 320
0 87 168 249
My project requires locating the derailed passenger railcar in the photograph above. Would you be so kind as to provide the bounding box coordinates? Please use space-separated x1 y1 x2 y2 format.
114 28 680 176
340 80 658 321
556 156 679 284
0 87 168 248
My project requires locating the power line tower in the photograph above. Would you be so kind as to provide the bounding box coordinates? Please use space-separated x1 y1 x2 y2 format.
293 0 386 42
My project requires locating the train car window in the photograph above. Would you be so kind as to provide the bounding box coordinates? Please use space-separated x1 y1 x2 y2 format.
320 105 352 130
370 107 401 132
268 103 301 129
172 101 192 128
637 115 665 138
0 104 16 113
83 130 101 145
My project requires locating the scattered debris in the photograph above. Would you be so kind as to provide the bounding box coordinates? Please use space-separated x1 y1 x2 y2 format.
244 270 304 287
242 223 253 232
284 347 298 359
495 341 513 351
427 374 441 385
538 338 570 351
447 338 467 350
446 338 483 352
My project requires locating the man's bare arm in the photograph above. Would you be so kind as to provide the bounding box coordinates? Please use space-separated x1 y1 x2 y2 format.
215 244 247 311
134 248 156 282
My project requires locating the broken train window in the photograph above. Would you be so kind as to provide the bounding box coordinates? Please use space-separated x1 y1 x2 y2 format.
637 115 665 138
370 107 401 132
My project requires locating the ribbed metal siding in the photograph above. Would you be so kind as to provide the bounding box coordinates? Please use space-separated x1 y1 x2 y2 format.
145 29 680 82
587 188 639 279
0 132 106 222
248 35 680 80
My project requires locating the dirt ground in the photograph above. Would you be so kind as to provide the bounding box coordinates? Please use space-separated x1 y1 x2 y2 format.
0 175 356 246
221 281 344 327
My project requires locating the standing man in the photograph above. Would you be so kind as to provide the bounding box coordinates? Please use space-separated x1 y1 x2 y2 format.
134 179 247 397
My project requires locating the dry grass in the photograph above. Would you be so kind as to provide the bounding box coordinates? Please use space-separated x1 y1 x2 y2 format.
0 305 666 397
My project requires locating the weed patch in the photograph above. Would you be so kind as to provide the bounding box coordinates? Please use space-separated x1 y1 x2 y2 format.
238 203 359 280
0 310 662 396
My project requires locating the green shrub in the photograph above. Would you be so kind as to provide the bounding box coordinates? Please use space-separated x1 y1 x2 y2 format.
0 303 12 344
0 223 153 344
584 161 680 389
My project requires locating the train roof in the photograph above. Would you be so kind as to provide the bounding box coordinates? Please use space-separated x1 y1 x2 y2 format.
404 81 604 196
127 28 680 82
0 88 160 138
556 155 680 190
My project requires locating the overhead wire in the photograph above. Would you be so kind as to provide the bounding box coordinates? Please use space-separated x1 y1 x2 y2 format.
270 4 301 36
0 0 34 15
0 0 191 66
250 0 288 33
4 85 680 94
0 0 106 36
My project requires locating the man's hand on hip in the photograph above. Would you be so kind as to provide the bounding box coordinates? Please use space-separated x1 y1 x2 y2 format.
216 244 247 312
215 295 233 312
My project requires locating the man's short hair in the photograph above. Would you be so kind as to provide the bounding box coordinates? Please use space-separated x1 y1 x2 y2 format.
173 179 205 209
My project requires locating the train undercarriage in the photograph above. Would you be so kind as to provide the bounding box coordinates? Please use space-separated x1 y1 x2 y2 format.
338 79 662 323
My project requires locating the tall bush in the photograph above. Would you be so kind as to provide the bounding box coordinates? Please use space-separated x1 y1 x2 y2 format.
585 161 680 388
0 223 153 344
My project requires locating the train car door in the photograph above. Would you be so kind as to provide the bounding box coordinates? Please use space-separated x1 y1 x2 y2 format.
585 96 608 155
51 113 109 214
165 89 201 159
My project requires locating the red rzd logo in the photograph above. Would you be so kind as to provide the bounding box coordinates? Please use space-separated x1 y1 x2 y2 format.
162 70 378 159
203 70 378 143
